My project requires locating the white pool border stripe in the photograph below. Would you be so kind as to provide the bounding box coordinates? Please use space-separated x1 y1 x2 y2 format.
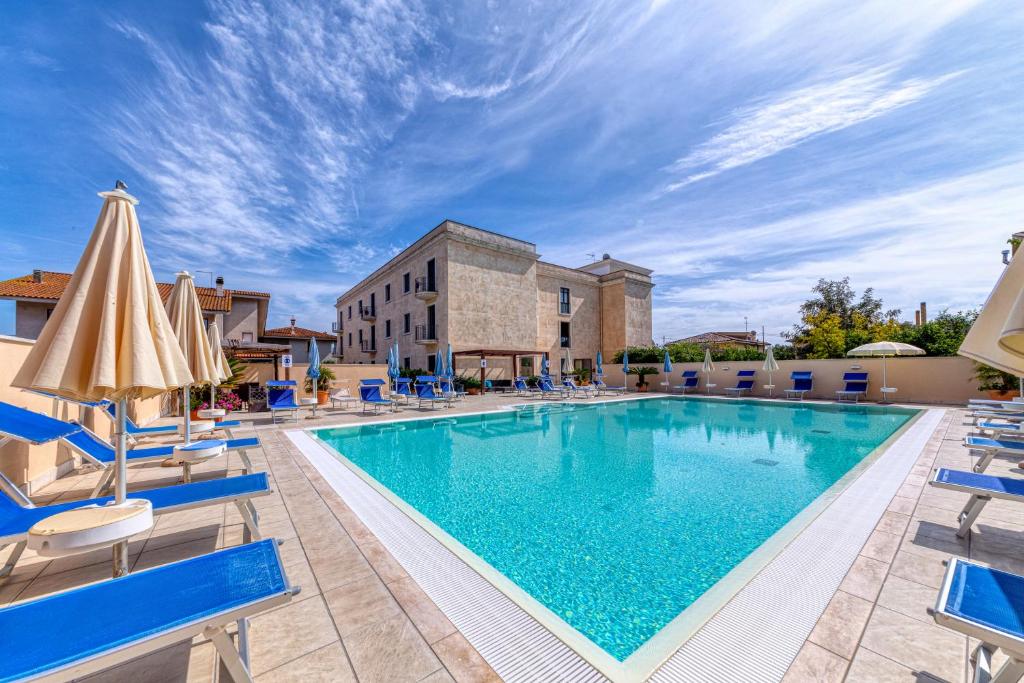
288 405 944 682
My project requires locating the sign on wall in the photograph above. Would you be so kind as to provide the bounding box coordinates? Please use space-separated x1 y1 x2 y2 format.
281 354 293 368
480 359 487 368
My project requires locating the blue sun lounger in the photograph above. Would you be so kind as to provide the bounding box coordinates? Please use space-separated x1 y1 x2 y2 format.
58 426 259 497
785 371 813 400
592 376 624 395
392 377 413 404
537 377 563 399
562 377 596 398
978 421 1024 437
0 471 270 582
964 434 1024 473
930 468 1024 538
674 371 699 394
267 380 300 424
836 372 869 402
933 558 1024 683
414 377 450 409
0 538 299 683
513 377 535 396
102 402 243 441
359 380 394 414
438 377 466 401
724 370 756 397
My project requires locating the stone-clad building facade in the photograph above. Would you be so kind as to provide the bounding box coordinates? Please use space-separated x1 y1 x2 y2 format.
335 221 653 379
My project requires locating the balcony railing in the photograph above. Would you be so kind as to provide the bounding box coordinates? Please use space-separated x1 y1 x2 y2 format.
359 339 377 353
414 276 437 300
560 336 571 348
414 324 437 344
359 305 376 321
331 321 339 333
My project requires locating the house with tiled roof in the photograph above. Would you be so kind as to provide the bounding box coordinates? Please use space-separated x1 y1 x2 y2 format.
668 330 764 350
261 318 335 363
0 270 271 343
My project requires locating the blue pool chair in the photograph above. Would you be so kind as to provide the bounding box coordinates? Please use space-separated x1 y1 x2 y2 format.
0 399 82 448
674 370 699 394
933 558 1024 683
785 371 813 400
930 468 1024 538
0 539 299 683
359 381 394 413
964 434 1024 473
414 376 450 409
724 370 756 397
970 411 1024 427
0 471 270 581
438 377 465 400
103 402 243 441
391 377 413 404
267 380 300 423
592 376 625 395
978 421 1024 437
513 376 534 396
60 426 259 496
537 377 563 399
836 372 869 402
562 377 595 398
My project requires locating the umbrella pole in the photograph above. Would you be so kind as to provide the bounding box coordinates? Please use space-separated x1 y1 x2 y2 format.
113 397 129 577
183 383 191 444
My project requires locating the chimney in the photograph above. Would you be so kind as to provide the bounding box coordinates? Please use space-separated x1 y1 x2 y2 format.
215 276 224 297
914 310 920 326
919 302 927 325
290 317 296 329
32 269 43 283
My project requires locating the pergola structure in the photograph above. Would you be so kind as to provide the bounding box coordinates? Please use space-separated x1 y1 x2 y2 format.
451 348 549 387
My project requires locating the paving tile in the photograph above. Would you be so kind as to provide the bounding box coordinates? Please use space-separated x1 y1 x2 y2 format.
808 590 873 659
780 641 848 683
886 495 917 516
845 644 937 682
838 555 889 601
247 595 339 676
257 642 356 682
876 574 938 624
418 670 457 683
343 612 442 683
859 606 966 683
860 530 902 564
324 574 405 637
357 539 410 584
875 511 910 536
431 632 501 683
389 576 458 644
889 550 947 590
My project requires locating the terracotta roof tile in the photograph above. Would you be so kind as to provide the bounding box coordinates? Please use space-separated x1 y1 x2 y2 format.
0 271 265 314
263 325 334 340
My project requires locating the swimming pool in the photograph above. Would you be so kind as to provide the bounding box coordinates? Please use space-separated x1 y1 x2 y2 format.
312 397 917 667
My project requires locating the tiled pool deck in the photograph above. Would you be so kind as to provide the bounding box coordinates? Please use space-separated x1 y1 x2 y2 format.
0 394 1017 682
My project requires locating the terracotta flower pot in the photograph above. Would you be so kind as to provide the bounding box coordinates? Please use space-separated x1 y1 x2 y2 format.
987 390 1016 401
636 384 649 393
467 387 481 395
190 408 201 421
317 390 329 405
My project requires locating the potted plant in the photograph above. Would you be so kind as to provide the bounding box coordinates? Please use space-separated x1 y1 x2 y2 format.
577 367 592 385
630 366 658 392
304 365 336 404
458 373 483 395
974 363 1019 400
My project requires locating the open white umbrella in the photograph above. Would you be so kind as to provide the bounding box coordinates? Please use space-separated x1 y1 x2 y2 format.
847 341 924 392
206 320 230 410
166 271 222 444
701 348 715 394
961 247 1024 378
763 346 780 397
13 182 192 575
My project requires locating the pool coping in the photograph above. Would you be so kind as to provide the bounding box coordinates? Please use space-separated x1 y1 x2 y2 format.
288 397 944 682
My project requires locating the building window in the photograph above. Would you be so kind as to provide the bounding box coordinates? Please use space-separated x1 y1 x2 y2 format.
348 332 352 347
560 321 571 348
348 305 352 320
241 332 253 343
559 287 570 315
403 272 411 293
385 284 391 302
403 313 411 334
385 319 391 338
358 329 363 343
403 356 410 369
427 354 436 373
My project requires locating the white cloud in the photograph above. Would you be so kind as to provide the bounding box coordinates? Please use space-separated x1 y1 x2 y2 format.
663 67 962 190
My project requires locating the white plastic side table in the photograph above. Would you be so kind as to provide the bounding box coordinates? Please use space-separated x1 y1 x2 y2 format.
880 387 898 404
705 383 717 395
28 499 154 557
763 384 776 397
197 408 226 420
178 420 215 436
173 439 227 482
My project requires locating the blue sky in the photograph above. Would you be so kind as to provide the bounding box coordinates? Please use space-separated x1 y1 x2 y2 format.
1 0 1022 344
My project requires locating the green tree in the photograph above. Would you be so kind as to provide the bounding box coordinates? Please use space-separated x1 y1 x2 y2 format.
788 278 902 357
803 311 846 359
895 310 977 356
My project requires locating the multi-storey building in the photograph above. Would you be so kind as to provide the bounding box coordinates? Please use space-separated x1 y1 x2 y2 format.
334 220 653 380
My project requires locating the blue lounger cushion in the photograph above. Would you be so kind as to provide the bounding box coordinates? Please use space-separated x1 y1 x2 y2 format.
966 436 1024 451
933 468 1024 497
0 539 292 682
978 421 1022 432
65 429 260 465
0 473 271 545
937 559 1024 646
0 400 82 445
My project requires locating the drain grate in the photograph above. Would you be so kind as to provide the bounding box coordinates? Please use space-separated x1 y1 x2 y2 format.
811 429 832 434
752 458 779 466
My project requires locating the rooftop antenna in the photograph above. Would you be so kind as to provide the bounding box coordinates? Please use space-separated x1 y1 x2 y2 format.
195 269 214 288
587 252 597 262
744 316 748 333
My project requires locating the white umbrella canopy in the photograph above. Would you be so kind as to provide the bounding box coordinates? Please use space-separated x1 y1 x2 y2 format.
961 248 1024 374
206 320 231 408
763 346 779 395
847 341 925 390
166 271 221 443
701 348 715 393
12 183 192 576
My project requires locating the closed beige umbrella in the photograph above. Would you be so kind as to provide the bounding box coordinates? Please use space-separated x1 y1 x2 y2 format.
165 271 222 444
961 248 1024 375
13 182 192 575
206 320 230 409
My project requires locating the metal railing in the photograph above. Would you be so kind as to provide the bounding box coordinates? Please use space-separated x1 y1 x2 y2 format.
359 339 376 353
414 324 437 342
414 276 436 295
359 305 376 321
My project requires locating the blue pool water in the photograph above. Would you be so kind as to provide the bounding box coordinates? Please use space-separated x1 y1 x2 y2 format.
314 397 916 661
